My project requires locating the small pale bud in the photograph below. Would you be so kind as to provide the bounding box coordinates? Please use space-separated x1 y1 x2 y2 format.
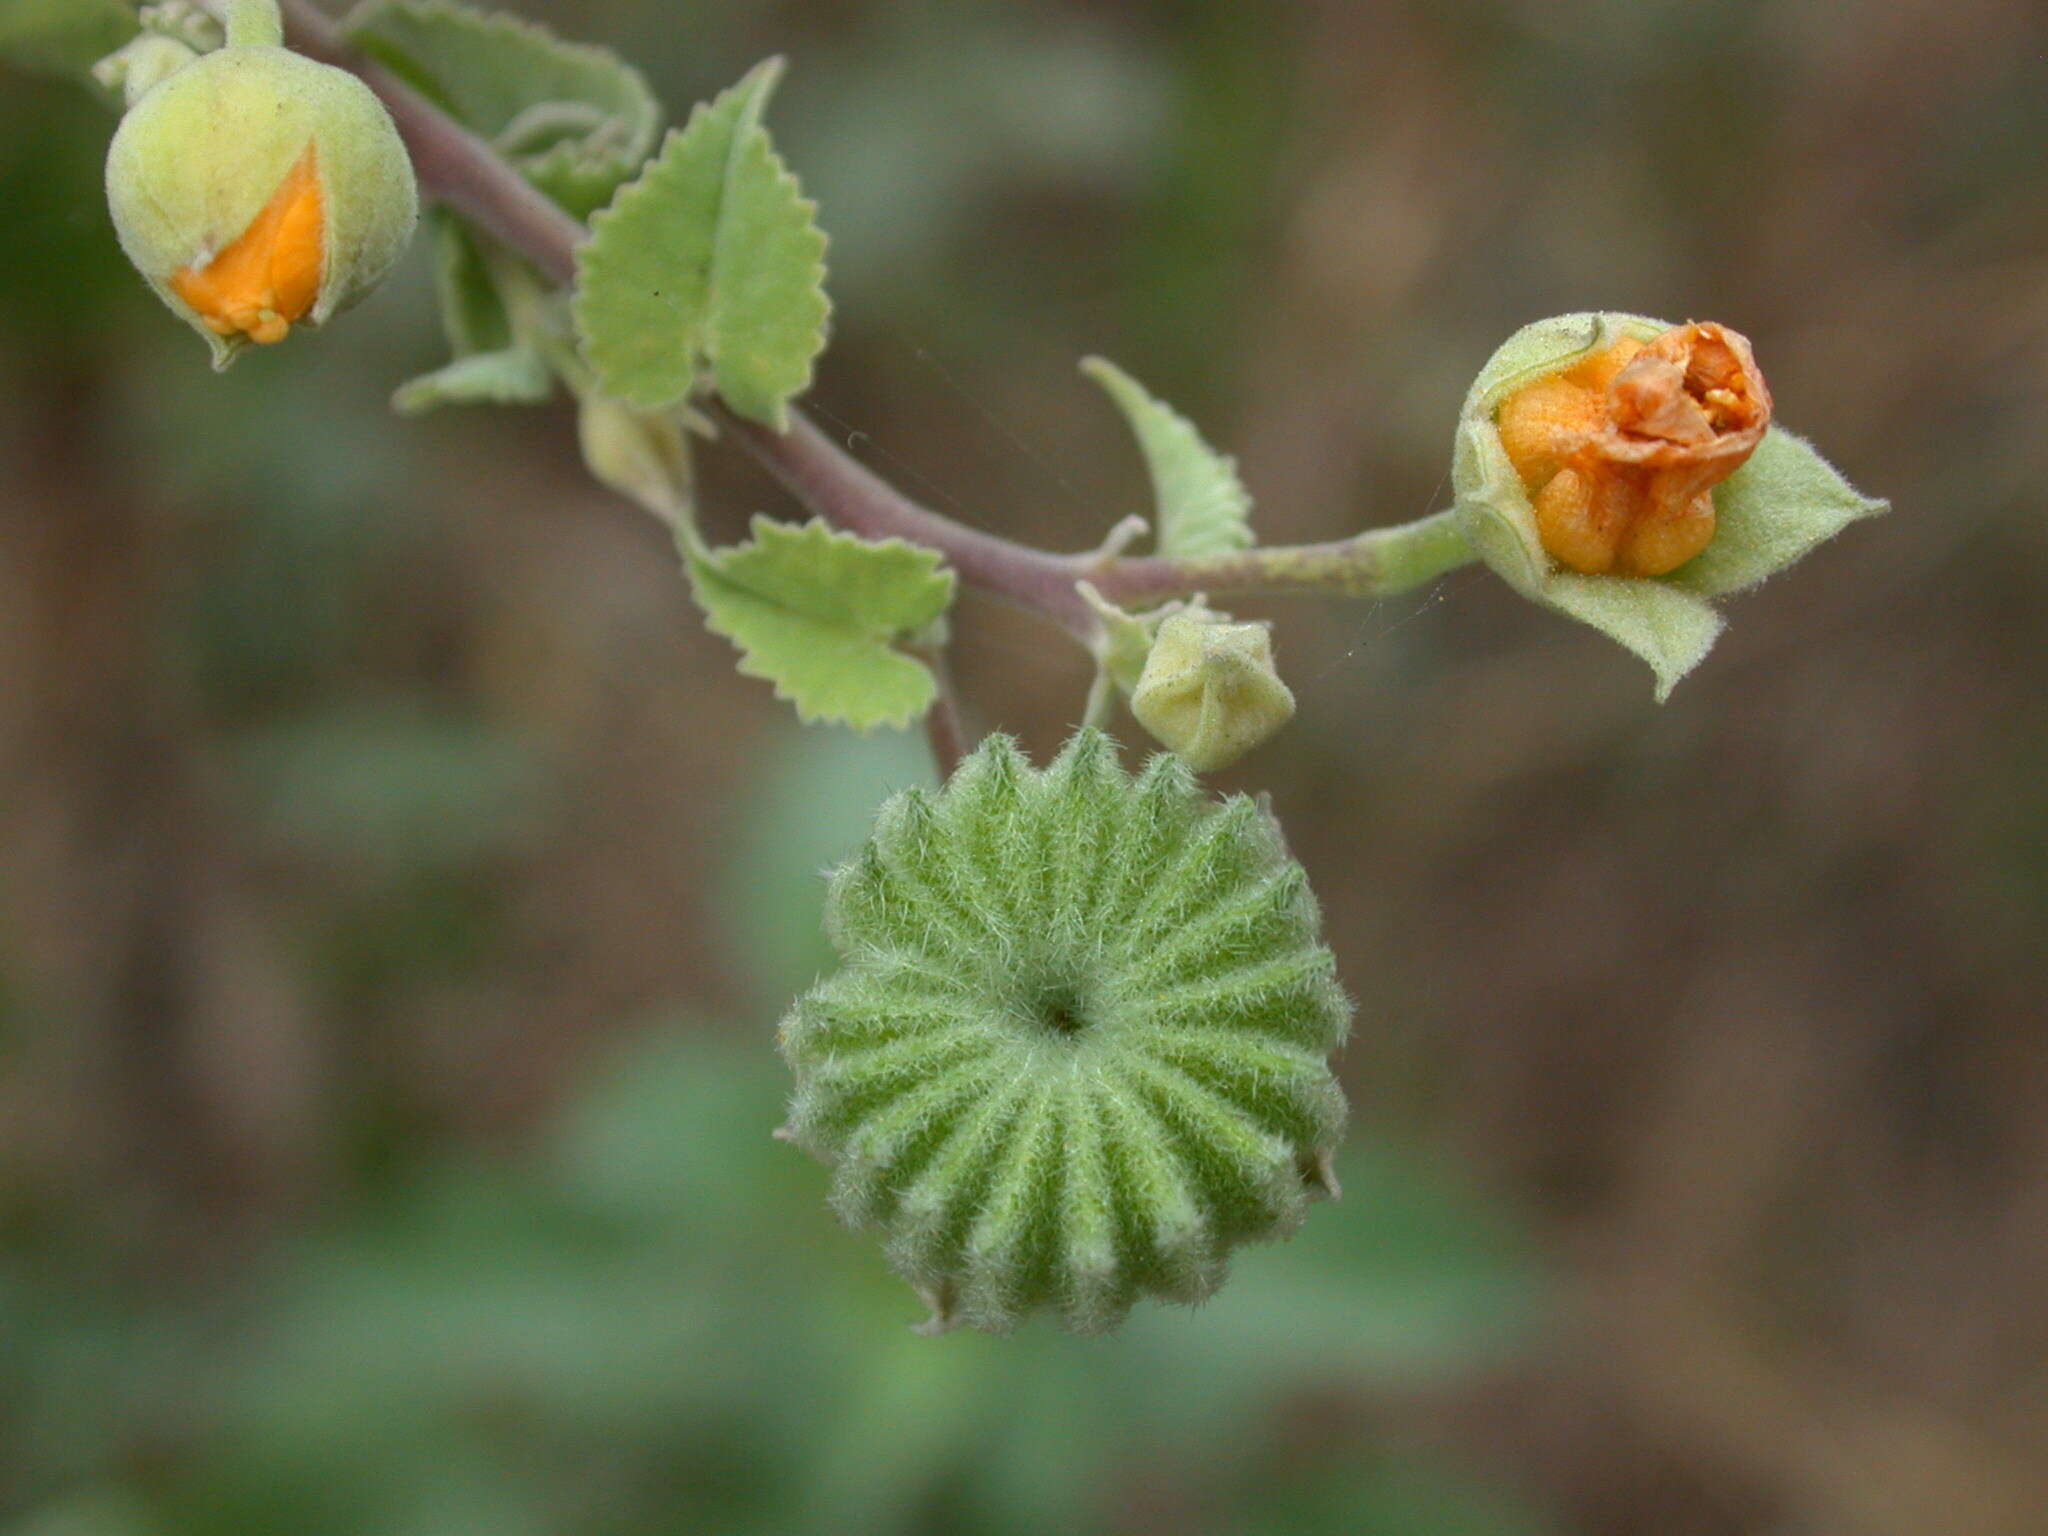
104 35 418 367
577 394 693 525
1131 611 1295 772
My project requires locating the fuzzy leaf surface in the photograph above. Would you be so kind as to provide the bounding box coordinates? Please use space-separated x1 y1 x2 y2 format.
428 212 511 357
1669 427 1890 598
344 0 660 217
572 59 829 426
392 348 552 415
687 517 954 729
393 215 551 413
1084 357 1253 558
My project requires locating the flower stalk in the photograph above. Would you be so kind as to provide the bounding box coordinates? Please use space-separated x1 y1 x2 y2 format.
224 0 283 48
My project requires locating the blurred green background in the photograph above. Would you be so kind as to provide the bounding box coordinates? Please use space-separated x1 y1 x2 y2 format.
3 2 2045 1533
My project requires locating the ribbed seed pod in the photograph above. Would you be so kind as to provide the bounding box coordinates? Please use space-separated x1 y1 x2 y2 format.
779 729 1351 1335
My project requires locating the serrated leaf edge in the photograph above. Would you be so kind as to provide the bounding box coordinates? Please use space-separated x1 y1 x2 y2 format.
685 517 956 730
573 59 830 426
1082 356 1254 559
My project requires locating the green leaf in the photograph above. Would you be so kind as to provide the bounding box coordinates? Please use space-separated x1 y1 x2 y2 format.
429 211 511 357
392 348 552 415
573 59 830 426
1542 573 1724 704
1083 357 1253 558
0 0 133 79
1671 426 1890 598
686 517 954 728
393 217 552 414
344 0 660 218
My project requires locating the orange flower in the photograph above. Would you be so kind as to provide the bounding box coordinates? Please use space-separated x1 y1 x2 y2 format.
170 146 325 347
1494 322 1772 577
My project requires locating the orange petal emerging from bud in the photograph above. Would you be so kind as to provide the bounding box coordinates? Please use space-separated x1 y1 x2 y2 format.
1495 322 1772 577
171 145 325 347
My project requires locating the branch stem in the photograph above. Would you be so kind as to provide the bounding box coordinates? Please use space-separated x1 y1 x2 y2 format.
254 0 1477 642
1087 507 1476 608
722 412 1101 638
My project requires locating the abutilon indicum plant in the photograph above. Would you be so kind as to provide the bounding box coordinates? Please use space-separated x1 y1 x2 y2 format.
60 0 1885 1333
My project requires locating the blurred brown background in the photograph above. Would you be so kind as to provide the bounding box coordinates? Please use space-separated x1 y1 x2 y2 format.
2 2 2045 1534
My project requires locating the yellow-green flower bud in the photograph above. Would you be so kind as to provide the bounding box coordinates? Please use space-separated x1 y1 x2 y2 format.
104 25 418 367
1131 611 1295 772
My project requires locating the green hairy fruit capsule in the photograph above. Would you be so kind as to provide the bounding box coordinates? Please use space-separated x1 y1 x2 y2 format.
104 4 418 367
779 730 1351 1335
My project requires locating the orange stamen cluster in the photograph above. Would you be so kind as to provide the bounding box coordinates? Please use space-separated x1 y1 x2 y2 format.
1495 322 1772 577
171 145 325 347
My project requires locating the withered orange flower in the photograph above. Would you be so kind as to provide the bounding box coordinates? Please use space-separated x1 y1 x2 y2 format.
1494 322 1772 577
171 146 325 347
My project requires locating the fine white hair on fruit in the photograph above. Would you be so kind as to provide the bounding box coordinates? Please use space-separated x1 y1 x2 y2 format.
778 728 1351 1336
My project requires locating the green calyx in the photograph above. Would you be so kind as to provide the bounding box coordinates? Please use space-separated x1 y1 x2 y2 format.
779 729 1351 1336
